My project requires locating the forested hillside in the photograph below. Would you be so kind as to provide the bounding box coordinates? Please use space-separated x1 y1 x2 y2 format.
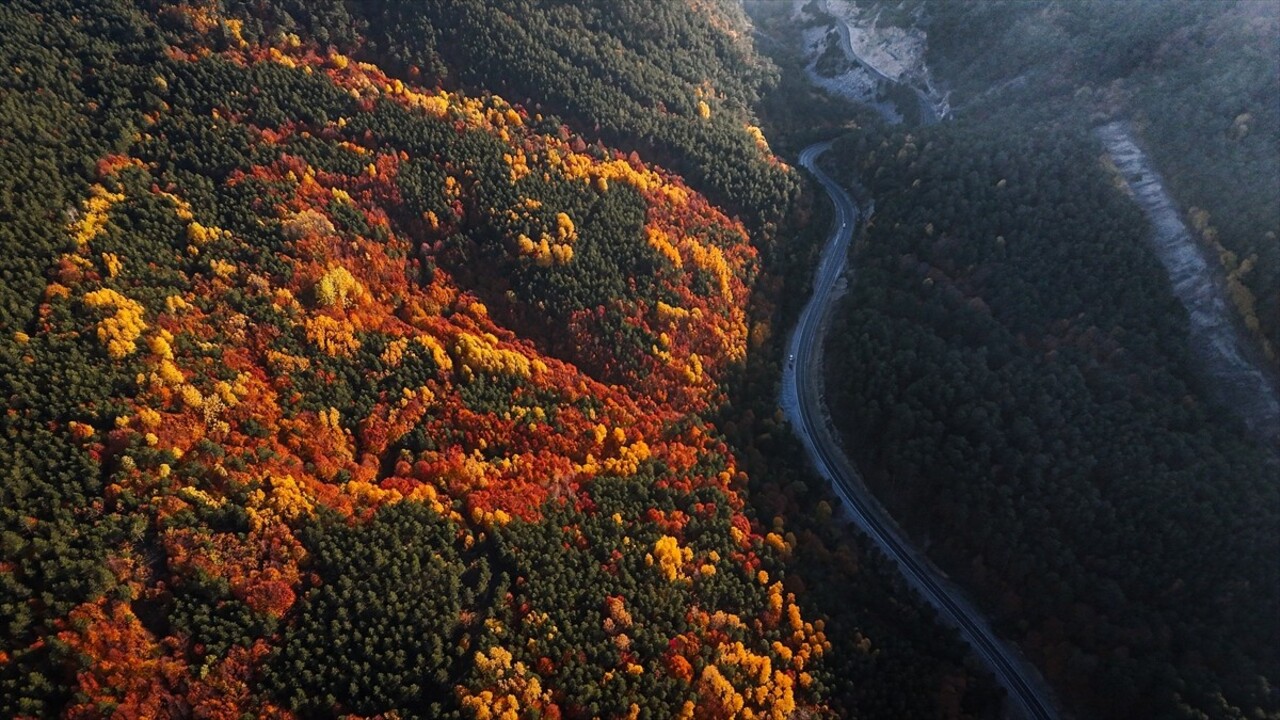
216 0 800 228
0 1 1001 717
824 119 1280 719
924 0 1280 365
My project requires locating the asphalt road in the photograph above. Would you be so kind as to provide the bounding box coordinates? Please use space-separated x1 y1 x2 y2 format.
780 141 1060 720
817 0 948 123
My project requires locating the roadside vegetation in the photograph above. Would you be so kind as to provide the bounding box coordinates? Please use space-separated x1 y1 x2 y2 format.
818 2 1280 717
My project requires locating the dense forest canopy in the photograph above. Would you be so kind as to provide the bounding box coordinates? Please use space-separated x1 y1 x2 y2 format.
814 1 1280 718
923 0 1280 366
9 0 1274 717
825 123 1279 719
223 0 802 229
0 0 1001 718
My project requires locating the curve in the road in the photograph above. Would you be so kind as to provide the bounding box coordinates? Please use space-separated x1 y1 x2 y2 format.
780 141 1060 720
817 0 948 124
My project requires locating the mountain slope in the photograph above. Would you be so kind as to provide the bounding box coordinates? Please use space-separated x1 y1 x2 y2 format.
925 0 1280 365
824 99 1280 720
0 1 1000 717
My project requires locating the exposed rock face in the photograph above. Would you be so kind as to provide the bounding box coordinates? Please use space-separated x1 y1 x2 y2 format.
1099 121 1280 448
786 0 947 123
826 0 926 83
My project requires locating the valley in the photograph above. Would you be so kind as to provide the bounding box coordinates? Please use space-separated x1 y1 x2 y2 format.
0 1 1275 718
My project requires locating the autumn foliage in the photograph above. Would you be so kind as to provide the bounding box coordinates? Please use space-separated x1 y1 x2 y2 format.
0 4 832 718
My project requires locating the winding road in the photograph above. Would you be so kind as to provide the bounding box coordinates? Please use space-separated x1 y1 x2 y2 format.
780 141 1060 720
817 0 949 123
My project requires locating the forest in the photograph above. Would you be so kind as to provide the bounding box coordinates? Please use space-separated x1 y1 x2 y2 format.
922 0 1280 365
0 1 1003 718
800 3 1280 716
824 114 1279 719
210 0 802 230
